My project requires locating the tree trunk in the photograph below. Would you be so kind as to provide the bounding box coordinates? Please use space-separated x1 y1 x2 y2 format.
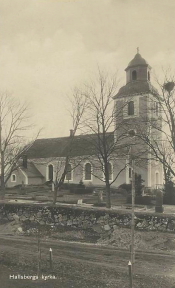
53 187 57 205
0 151 5 199
104 158 111 208
105 182 111 208
53 181 60 205
53 156 69 205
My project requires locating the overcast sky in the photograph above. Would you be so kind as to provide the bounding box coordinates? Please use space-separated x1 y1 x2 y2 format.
1 0 175 138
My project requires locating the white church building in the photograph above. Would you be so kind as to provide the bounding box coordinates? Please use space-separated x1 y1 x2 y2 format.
7 51 163 189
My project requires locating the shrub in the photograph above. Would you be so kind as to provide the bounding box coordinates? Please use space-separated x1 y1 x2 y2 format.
69 187 93 194
119 183 131 193
93 202 106 207
78 180 85 189
110 187 127 195
62 183 78 190
163 191 175 205
127 195 152 205
163 180 175 205
135 173 144 196
145 187 155 196
85 187 94 193
70 187 84 194
12 184 22 189
119 174 144 196
18 190 27 195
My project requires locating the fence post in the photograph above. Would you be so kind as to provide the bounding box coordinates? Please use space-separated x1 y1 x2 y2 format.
128 261 132 288
37 227 41 278
49 248 53 271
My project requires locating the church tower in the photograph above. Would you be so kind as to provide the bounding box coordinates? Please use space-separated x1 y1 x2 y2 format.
113 49 163 189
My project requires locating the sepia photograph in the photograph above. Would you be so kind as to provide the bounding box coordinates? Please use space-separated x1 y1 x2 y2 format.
1 0 175 287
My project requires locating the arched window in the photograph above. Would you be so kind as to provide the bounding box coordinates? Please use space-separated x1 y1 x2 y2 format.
11 174 16 182
108 162 113 181
84 163 92 180
48 164 53 181
132 70 137 80
148 71 150 81
128 101 134 115
66 164 72 181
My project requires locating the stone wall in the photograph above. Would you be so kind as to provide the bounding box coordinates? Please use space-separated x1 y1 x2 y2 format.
0 203 175 234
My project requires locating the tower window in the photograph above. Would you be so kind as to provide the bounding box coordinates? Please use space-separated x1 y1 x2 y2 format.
128 129 136 137
128 101 134 115
132 70 137 80
153 101 159 116
148 71 150 81
129 167 132 179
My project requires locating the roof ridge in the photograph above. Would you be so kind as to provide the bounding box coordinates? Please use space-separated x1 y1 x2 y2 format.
36 131 113 141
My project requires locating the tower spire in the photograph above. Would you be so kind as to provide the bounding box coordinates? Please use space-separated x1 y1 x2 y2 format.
137 47 139 54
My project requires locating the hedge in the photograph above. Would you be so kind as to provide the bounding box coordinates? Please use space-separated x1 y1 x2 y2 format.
127 195 153 205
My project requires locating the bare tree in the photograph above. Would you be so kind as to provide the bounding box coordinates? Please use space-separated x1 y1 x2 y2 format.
137 76 175 183
52 88 88 204
0 92 33 197
79 70 129 208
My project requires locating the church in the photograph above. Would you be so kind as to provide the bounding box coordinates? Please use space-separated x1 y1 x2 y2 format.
7 51 163 190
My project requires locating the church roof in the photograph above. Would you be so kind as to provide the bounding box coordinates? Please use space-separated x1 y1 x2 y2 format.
25 133 115 159
20 162 44 178
125 52 150 70
113 81 159 99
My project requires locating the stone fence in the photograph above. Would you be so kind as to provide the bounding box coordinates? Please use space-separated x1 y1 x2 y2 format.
0 203 175 234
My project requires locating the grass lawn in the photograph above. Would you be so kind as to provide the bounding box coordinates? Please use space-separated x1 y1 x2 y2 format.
0 235 175 288
4 185 127 206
